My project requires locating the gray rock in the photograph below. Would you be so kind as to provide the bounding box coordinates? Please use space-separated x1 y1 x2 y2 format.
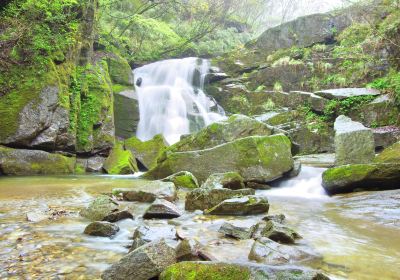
87 156 106 173
84 221 119 237
162 171 199 189
293 153 335 168
114 180 177 202
219 220 258 239
263 214 286 224
315 88 380 100
131 225 177 251
259 220 301 244
102 210 133 223
334 115 375 165
202 172 245 190
205 196 269 216
143 199 182 219
289 91 328 113
373 126 400 149
245 182 271 190
113 90 139 139
249 237 320 265
102 239 177 280
287 160 302 178
176 239 201 261
80 195 119 221
185 188 255 211
26 212 48 223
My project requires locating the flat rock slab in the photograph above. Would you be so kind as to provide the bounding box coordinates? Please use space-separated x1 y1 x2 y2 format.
315 88 380 100
205 196 269 216
219 220 258 239
84 221 119 237
114 180 176 202
143 199 182 219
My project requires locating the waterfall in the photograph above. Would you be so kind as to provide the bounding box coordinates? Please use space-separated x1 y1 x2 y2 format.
133 57 226 145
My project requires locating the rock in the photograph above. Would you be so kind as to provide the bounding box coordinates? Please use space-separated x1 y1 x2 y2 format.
249 237 320 265
202 172 245 190
287 160 302 178
219 220 258 239
26 212 48 222
185 188 255 211
0 146 76 175
160 261 330 280
114 180 177 202
176 239 201 261
289 91 328 113
102 210 133 223
315 88 380 100
102 143 138 175
205 196 269 216
168 114 274 152
131 225 177 251
124 134 167 170
245 181 271 190
107 55 134 86
374 141 400 163
86 156 106 173
162 171 199 189
259 220 301 244
294 153 335 168
263 214 286 224
114 90 140 139
84 221 119 237
146 135 294 183
373 126 400 150
143 199 182 219
102 239 177 280
334 115 375 165
80 195 119 221
322 163 400 194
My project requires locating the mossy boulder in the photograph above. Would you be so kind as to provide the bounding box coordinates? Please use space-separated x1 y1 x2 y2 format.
322 163 400 194
260 220 301 244
146 135 294 183
162 171 199 189
205 196 270 216
202 172 245 190
114 90 140 139
124 134 167 170
84 221 119 237
103 143 138 175
107 55 134 86
168 114 274 153
374 141 400 163
0 146 75 175
113 180 177 202
80 195 119 221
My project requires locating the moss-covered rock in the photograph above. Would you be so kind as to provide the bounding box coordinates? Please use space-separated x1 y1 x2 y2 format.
162 171 199 189
107 55 134 86
0 146 76 175
202 172 245 190
374 141 400 163
124 134 167 170
80 195 119 221
322 163 400 194
113 180 177 202
114 90 139 139
84 221 119 237
205 195 269 216
146 135 293 183
103 143 138 175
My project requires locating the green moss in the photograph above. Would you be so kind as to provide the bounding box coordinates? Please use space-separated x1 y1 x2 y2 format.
322 164 376 184
103 142 138 175
107 55 133 86
112 84 132 94
124 135 167 169
159 262 251 280
374 141 400 163
75 163 86 174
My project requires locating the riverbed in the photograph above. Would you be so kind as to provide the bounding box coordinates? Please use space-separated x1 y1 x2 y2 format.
0 167 399 279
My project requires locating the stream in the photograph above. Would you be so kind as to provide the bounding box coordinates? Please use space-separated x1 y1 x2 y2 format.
0 167 399 279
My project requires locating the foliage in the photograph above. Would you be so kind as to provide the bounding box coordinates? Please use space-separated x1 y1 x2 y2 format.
368 70 400 107
323 96 377 120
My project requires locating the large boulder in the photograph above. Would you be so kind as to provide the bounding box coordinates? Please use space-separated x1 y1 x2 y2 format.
114 180 177 202
185 188 255 211
373 126 400 149
84 221 119 237
169 114 274 152
146 135 294 183
102 239 177 280
80 195 119 221
374 141 400 163
113 90 139 139
205 196 270 216
102 143 138 175
0 146 75 175
322 163 400 194
334 115 375 165
124 134 167 170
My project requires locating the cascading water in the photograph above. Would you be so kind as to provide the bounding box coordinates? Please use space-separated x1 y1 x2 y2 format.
133 57 226 144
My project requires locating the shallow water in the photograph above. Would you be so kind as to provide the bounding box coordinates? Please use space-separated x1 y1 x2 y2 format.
0 170 399 279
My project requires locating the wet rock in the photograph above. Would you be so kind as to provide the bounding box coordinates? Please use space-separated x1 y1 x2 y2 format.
114 180 176 202
219 220 258 239
162 171 199 189
185 188 255 211
114 90 139 139
315 88 380 100
124 134 167 170
202 172 245 190
176 239 202 261
245 181 271 190
334 115 375 165
146 135 294 183
263 214 286 224
143 199 182 219
86 156 106 173
84 221 119 237
103 143 138 175
322 163 400 194
131 224 177 251
374 141 400 164
80 195 119 221
102 210 133 223
102 239 177 280
249 237 320 265
205 196 269 216
259 220 301 244
0 146 76 176
287 160 302 178
26 212 48 222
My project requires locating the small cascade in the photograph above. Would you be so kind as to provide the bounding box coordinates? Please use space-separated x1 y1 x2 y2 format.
133 57 225 144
